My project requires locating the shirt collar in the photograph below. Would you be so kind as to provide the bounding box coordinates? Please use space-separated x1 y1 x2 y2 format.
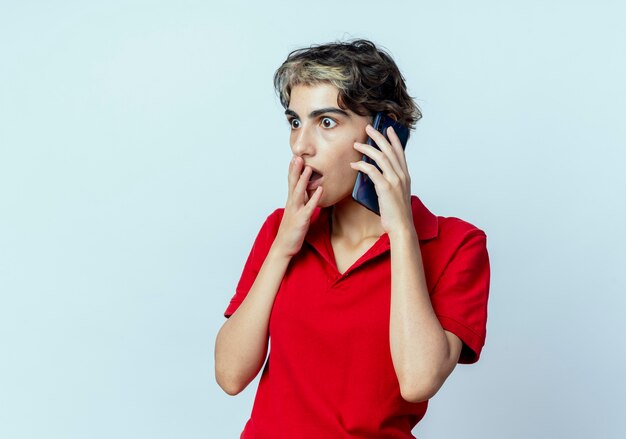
409 194 439 241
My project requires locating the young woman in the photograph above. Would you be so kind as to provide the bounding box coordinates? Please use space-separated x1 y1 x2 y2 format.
215 39 491 438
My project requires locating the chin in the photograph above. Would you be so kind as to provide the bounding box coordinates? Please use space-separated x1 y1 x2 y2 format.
317 194 332 208
312 191 334 209
313 186 354 209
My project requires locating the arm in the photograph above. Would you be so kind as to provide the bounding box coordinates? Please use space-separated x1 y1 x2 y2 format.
215 155 324 396
350 123 487 401
214 243 292 395
388 225 463 403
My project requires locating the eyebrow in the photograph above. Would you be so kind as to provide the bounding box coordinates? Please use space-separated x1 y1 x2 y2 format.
284 107 350 119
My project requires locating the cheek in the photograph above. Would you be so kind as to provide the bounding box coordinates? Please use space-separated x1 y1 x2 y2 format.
338 152 361 180
347 145 364 163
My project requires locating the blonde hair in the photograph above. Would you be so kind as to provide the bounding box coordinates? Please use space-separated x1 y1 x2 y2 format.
273 39 422 130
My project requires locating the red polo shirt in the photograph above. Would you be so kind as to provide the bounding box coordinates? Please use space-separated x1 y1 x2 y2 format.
224 194 490 438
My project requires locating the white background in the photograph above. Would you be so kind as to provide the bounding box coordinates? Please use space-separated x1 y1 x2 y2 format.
1 1 625 437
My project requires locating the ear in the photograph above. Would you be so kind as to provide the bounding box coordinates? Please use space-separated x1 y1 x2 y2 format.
388 113 398 122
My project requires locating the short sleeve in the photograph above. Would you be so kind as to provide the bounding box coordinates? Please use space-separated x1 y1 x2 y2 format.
223 209 282 318
431 230 491 364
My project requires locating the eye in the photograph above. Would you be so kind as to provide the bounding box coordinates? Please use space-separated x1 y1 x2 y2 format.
287 118 301 129
321 117 337 128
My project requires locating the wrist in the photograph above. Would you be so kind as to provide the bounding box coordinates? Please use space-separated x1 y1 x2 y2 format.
268 241 296 261
388 223 418 242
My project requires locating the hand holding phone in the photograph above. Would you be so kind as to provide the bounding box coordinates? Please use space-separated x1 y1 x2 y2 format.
351 112 410 215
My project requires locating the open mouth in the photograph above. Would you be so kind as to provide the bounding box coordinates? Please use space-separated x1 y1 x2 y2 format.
310 170 323 181
307 170 323 190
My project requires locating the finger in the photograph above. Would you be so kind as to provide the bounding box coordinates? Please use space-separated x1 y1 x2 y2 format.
305 186 323 212
294 165 313 203
287 156 301 194
350 160 387 190
386 126 409 176
365 124 404 177
353 142 399 180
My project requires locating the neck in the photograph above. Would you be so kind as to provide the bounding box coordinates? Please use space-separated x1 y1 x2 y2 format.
329 197 385 245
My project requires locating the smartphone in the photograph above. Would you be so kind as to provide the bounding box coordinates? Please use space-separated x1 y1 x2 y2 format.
352 112 411 215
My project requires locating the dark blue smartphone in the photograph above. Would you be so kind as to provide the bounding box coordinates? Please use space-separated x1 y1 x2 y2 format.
351 112 410 215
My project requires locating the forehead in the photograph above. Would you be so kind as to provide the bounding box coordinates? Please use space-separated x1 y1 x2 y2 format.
289 83 341 109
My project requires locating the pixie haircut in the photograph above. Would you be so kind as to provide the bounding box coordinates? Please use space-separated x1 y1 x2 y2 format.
273 39 422 131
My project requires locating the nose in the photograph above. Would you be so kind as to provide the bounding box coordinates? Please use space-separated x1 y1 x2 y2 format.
290 123 316 158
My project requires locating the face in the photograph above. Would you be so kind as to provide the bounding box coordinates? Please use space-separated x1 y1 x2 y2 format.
285 83 372 207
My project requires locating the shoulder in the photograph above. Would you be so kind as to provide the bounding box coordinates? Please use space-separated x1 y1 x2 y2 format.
431 216 488 262
267 207 284 223
437 216 487 241
255 207 284 238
